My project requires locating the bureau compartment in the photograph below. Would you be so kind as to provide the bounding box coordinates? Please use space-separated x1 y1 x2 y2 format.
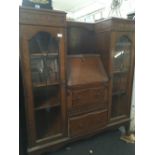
72 86 108 106
69 110 108 137
68 86 108 116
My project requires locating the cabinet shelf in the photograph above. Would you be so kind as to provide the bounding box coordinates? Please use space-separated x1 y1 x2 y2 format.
112 70 128 74
35 102 60 110
33 81 60 87
31 52 59 57
35 97 60 110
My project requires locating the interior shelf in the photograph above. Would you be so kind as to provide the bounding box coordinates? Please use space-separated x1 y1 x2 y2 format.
33 85 60 111
33 81 60 87
112 70 128 74
31 52 59 56
35 97 60 110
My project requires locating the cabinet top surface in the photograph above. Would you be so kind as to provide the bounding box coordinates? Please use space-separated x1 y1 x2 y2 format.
95 17 135 32
95 17 135 24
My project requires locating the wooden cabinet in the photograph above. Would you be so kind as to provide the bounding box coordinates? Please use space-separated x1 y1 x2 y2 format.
111 32 134 120
95 18 135 125
20 7 68 154
111 32 134 122
20 10 134 155
67 54 109 137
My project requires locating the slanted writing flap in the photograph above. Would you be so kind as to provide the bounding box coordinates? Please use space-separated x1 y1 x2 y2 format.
67 54 108 86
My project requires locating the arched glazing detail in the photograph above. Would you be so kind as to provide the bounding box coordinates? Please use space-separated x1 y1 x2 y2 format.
29 31 59 84
112 36 131 72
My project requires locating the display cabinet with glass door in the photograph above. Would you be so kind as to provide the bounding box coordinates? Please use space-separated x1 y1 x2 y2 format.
30 31 62 141
111 33 134 120
95 18 134 131
20 7 67 150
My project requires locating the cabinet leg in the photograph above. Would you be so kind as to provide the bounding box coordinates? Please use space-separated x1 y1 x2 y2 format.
124 122 130 136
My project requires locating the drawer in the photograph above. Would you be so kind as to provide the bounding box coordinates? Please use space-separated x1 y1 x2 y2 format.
70 110 108 137
72 87 108 107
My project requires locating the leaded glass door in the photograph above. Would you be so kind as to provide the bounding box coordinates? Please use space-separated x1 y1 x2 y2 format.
20 25 67 145
111 32 133 119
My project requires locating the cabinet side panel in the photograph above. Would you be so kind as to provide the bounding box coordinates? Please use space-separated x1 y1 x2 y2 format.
20 25 37 147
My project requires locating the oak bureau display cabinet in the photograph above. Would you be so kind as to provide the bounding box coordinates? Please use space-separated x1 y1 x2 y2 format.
67 54 109 137
19 7 68 155
20 8 135 154
66 22 109 139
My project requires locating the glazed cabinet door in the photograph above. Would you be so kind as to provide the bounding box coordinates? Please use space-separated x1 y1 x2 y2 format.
110 32 134 120
20 25 67 147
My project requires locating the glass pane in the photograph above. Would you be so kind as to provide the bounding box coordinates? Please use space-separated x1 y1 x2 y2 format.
35 107 62 140
28 31 61 140
113 36 131 72
112 74 128 93
111 94 128 117
29 31 58 54
29 32 59 84
33 85 60 110
30 55 59 84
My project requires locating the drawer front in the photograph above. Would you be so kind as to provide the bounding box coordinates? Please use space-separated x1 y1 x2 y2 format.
72 87 108 108
70 110 108 137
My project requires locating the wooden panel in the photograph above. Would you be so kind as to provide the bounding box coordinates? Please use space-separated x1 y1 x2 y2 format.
95 32 111 75
95 19 112 32
68 82 108 90
19 7 66 27
95 17 135 33
68 86 108 116
72 87 107 105
20 28 37 146
67 21 96 54
70 110 108 137
67 21 94 31
69 103 107 117
67 54 108 86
